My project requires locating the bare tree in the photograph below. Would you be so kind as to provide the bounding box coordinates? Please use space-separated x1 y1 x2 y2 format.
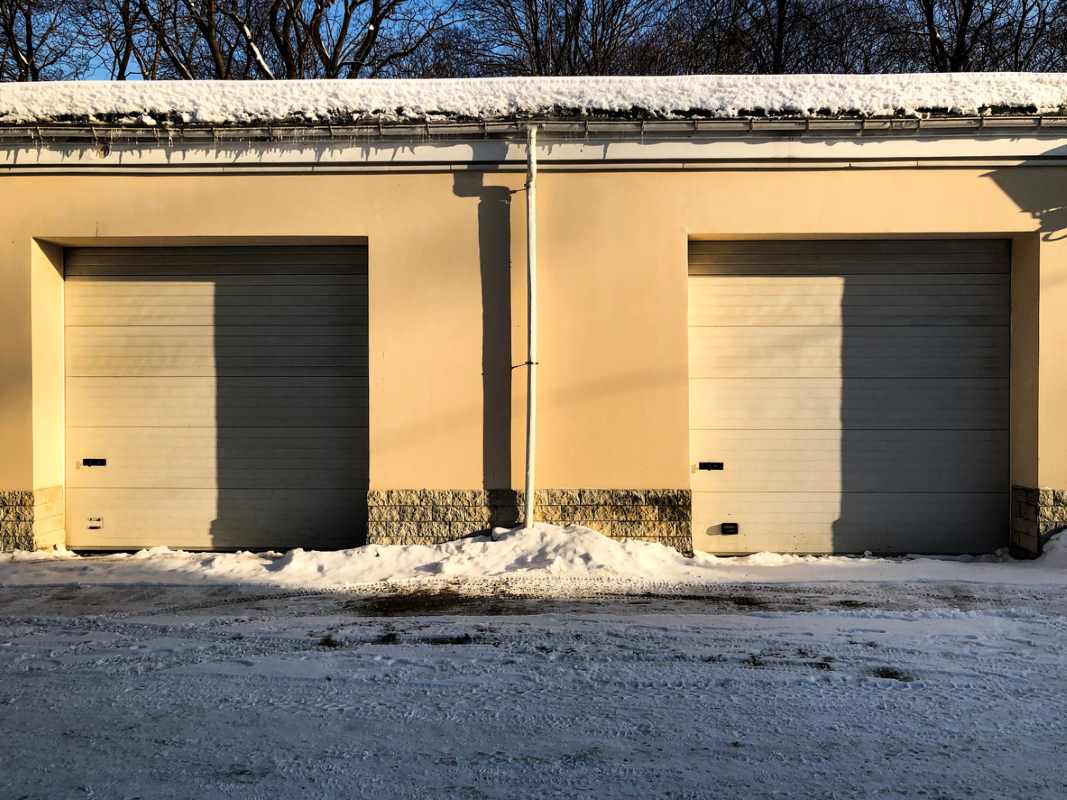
134 0 213 77
656 0 747 73
395 22 481 76
456 0 674 76
0 0 85 79
892 0 1058 71
808 0 910 72
740 0 800 73
259 0 457 78
10 0 1067 81
999 0 1054 70
146 0 259 78
79 0 177 78
660 0 908 75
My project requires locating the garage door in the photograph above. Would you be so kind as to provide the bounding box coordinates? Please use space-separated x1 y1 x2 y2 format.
688 239 1009 554
65 245 368 550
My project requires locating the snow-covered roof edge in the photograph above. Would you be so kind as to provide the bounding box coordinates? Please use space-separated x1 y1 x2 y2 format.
2 73 1067 128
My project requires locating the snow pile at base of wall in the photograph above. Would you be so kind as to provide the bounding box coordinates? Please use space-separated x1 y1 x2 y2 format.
3 523 1067 589
1 73 1066 127
1037 529 1067 568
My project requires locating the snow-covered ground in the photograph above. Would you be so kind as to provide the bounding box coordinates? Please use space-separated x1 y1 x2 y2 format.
2 528 1067 797
2 73 1067 127
2 577 1066 798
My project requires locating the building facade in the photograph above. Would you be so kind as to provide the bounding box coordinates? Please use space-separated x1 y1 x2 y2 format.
1 87 1066 556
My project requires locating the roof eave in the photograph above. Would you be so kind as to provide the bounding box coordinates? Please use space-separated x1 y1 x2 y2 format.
3 114 1067 145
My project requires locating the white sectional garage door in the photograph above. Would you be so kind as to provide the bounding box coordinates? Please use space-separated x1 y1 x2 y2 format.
65 245 368 550
688 239 1010 554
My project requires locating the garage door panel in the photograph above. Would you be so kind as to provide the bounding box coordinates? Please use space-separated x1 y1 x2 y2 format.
688 275 1009 326
67 488 364 550
689 378 1008 430
691 491 1007 554
67 326 367 377
688 239 1010 275
65 245 368 549
67 427 369 489
68 377 367 428
688 273 1008 291
689 326 1008 378
65 245 367 277
688 239 1010 554
689 430 1008 493
691 308 1006 327
66 277 367 327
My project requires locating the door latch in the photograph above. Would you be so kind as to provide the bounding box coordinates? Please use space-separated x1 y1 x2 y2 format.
81 457 107 467
698 461 724 471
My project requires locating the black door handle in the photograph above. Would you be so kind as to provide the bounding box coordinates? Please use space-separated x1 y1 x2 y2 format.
82 458 107 467
698 462 724 471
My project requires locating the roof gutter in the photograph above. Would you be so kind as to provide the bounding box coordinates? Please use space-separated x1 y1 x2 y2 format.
5 115 1067 173
3 114 1067 145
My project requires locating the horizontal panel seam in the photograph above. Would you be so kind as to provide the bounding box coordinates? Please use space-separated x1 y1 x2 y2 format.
688 427 1009 431
692 491 1009 495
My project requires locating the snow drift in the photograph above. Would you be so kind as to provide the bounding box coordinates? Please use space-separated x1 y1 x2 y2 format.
2 73 1067 127
3 523 1067 589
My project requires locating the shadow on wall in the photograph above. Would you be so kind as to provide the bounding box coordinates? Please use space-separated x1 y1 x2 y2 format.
453 172 522 530
828 240 1010 555
209 245 369 548
985 154 1067 241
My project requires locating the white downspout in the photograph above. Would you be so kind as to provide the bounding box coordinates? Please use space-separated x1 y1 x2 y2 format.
521 124 539 530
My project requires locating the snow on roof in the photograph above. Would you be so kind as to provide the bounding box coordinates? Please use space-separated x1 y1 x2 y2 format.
2 73 1067 127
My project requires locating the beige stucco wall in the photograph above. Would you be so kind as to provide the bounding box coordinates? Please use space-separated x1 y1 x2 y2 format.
31 240 64 492
1 163 1064 546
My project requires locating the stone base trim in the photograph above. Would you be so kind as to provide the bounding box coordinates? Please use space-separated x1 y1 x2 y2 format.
0 486 64 552
367 489 692 554
1011 485 1067 558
